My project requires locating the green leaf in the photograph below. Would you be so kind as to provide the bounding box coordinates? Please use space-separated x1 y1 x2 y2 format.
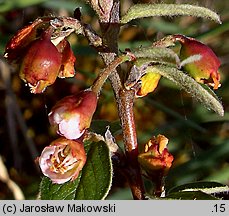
74 141 113 200
40 175 82 200
166 191 218 200
121 4 221 24
132 47 179 65
168 181 229 196
147 65 224 116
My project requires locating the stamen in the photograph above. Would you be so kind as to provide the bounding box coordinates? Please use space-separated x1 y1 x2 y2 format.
49 145 78 174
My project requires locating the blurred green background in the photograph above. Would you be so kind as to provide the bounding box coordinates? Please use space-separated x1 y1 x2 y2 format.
0 0 229 199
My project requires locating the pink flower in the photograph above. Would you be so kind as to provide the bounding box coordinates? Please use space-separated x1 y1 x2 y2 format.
48 90 98 139
38 137 86 184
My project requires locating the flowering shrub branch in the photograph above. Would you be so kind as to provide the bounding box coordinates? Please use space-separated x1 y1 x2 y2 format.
4 0 225 200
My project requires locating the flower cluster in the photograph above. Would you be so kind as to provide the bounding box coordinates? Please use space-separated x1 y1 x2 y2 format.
39 90 97 183
4 18 76 93
4 18 99 184
4 14 222 189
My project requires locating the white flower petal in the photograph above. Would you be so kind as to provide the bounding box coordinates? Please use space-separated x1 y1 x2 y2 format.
58 115 84 139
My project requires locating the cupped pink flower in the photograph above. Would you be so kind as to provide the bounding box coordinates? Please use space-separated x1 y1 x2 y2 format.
174 34 221 89
48 90 98 139
38 137 86 184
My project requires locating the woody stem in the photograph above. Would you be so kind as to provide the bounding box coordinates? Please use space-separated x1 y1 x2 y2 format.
88 0 145 200
118 88 145 199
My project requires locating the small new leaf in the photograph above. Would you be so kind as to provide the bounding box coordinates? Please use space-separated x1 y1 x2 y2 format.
121 4 221 24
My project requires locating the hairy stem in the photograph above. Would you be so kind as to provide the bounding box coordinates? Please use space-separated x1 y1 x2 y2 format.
91 55 133 95
97 0 145 200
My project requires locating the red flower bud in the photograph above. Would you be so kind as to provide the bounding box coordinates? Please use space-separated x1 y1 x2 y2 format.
174 34 221 89
48 90 98 140
38 137 86 184
19 32 62 93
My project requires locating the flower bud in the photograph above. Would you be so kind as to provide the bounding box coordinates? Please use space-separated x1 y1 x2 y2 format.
38 137 86 184
48 90 98 140
138 134 174 176
137 71 161 97
174 34 221 89
19 32 62 93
